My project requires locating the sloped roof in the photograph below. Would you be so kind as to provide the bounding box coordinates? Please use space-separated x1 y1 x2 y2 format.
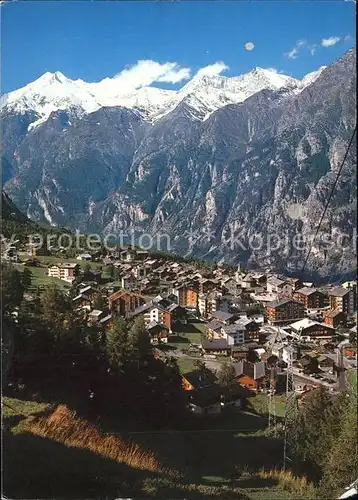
328 286 350 297
211 310 234 322
183 369 218 388
296 287 319 296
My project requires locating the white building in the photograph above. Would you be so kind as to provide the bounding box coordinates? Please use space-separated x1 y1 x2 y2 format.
48 263 79 283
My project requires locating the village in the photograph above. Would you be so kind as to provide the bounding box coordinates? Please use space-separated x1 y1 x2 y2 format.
3 238 357 417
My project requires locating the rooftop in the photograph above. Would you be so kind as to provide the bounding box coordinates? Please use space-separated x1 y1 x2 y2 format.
296 287 319 296
211 310 234 322
328 286 350 297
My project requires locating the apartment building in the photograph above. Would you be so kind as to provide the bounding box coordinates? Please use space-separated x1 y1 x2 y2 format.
131 303 173 332
328 286 355 315
172 284 198 308
294 287 327 311
266 299 305 325
108 290 146 317
48 263 79 283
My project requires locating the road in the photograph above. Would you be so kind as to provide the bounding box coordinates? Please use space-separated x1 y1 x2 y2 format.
165 349 224 372
292 370 335 389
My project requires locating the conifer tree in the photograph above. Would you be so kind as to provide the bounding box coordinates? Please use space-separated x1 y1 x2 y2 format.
128 316 151 357
106 316 128 367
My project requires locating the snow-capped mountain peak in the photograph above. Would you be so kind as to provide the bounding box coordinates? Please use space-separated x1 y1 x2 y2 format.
1 64 327 127
299 66 327 89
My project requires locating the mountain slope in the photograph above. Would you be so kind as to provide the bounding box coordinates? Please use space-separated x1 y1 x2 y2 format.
2 49 356 276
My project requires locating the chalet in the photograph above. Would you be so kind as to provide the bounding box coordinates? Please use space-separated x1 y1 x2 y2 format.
166 303 186 324
182 369 218 391
324 309 347 328
144 258 160 269
250 313 265 325
72 293 92 310
235 360 266 391
89 269 102 282
252 273 267 287
220 385 250 410
187 385 222 415
48 263 79 283
88 309 105 323
221 324 247 345
201 338 230 355
76 253 92 261
294 287 327 311
285 277 304 292
132 265 147 279
266 299 305 325
342 281 357 310
204 322 247 351
121 274 138 290
27 242 50 257
131 303 173 332
240 274 257 289
328 287 355 315
289 318 336 342
147 321 169 343
198 278 217 295
108 290 146 317
266 276 293 296
136 250 149 260
186 378 249 415
205 320 224 336
120 249 136 262
221 277 238 295
235 317 260 342
210 310 235 325
282 345 299 364
198 292 221 318
78 285 99 300
294 354 319 374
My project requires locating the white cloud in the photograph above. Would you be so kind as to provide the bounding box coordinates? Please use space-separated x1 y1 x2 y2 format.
285 36 336 59
321 36 341 47
195 61 229 78
112 60 191 91
344 34 353 42
310 44 318 55
286 47 299 60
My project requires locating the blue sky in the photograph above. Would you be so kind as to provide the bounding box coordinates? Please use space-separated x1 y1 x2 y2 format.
1 1 355 94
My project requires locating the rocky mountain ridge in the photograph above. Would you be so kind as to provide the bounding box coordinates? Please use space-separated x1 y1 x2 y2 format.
1 49 356 278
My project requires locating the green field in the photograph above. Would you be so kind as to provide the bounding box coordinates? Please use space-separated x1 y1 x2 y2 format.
14 262 70 291
177 357 195 374
168 322 206 349
248 394 286 419
14 253 104 292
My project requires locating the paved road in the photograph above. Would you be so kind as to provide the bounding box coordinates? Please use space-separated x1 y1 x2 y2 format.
292 368 337 389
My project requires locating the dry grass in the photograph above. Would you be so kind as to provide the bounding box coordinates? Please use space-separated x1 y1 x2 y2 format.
258 468 316 498
24 404 163 473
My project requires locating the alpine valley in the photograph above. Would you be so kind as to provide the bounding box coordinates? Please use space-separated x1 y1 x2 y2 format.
1 49 356 278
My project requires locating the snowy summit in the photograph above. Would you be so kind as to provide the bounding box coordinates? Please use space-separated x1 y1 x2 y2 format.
0 65 326 129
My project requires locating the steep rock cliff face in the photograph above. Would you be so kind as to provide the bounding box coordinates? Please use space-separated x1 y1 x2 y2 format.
2 50 356 277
